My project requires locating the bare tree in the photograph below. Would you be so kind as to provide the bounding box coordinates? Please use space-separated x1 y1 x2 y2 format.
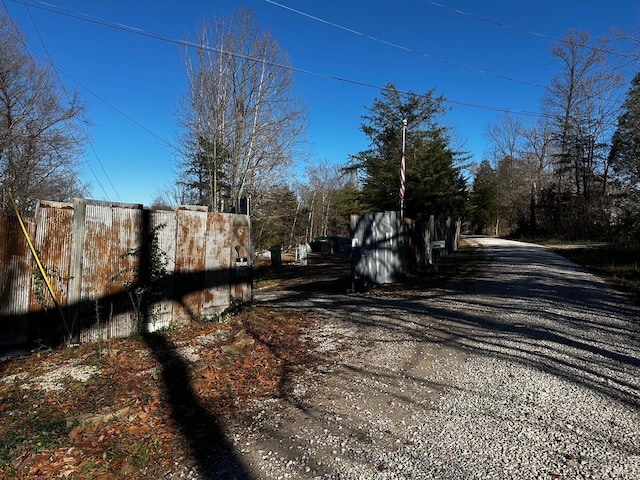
483 112 530 232
543 30 622 197
0 15 86 216
305 162 339 239
176 9 305 213
540 30 623 236
297 161 356 241
485 112 524 165
149 175 193 210
523 118 554 195
485 111 525 191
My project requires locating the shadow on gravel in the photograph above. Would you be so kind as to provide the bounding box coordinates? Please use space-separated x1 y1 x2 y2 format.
259 239 640 411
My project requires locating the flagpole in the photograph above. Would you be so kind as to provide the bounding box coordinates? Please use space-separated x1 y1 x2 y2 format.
400 118 407 219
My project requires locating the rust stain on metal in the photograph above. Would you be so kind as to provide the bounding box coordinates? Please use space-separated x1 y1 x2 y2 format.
174 207 207 322
0 200 252 346
0 215 34 344
31 202 75 313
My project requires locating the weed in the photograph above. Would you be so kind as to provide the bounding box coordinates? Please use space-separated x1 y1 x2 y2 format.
198 297 252 325
0 401 66 465
31 263 69 312
112 223 170 334
133 438 163 468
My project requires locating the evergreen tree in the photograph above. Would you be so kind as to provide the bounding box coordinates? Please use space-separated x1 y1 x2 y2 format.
470 159 499 234
348 83 467 219
610 71 640 185
252 184 299 250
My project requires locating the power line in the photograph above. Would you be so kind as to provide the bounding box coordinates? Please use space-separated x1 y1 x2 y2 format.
0 0 118 203
423 0 639 61
266 0 626 109
266 0 637 109
6 0 547 119
6 0 173 148
53 63 173 147
266 0 546 90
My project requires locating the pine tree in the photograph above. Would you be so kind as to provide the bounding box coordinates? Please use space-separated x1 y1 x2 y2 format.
610 72 640 185
470 159 499 234
348 83 467 219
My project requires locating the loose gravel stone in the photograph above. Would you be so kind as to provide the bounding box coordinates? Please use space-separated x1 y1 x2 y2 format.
181 238 640 479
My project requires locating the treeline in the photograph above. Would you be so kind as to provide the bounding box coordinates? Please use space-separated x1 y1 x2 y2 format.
153 10 467 252
471 31 640 243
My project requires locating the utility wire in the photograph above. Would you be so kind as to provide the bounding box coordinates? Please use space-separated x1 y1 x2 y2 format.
6 0 546 119
5 0 174 146
0 1 116 203
423 0 639 61
267 0 546 90
267 0 627 108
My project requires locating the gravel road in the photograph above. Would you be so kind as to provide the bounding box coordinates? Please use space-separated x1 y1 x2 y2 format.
219 237 640 479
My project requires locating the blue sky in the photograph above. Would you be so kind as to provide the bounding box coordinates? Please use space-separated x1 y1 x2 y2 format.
2 0 639 205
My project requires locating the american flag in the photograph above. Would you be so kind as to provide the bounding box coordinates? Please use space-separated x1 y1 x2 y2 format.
400 153 406 201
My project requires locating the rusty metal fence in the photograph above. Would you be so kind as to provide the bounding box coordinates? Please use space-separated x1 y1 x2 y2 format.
0 199 252 348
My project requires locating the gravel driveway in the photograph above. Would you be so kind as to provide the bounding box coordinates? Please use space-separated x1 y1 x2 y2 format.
222 237 640 479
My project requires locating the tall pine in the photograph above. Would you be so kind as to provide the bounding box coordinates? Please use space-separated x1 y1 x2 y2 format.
610 72 640 185
348 83 467 219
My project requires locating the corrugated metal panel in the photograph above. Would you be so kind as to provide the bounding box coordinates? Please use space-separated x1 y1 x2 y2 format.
203 212 231 315
174 205 208 323
148 210 176 331
79 202 123 342
32 201 75 341
351 211 404 285
231 214 252 301
0 214 34 345
110 203 143 338
0 215 30 316
1 200 253 346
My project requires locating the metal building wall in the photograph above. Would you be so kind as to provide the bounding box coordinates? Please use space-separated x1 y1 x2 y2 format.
350 211 404 285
